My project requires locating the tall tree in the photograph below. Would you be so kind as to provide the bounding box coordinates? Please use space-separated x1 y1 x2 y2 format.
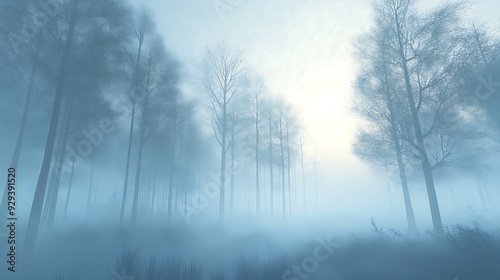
23 0 132 250
299 134 306 212
274 96 291 219
199 42 245 221
263 97 278 215
353 26 418 235
0 0 45 226
130 38 180 226
357 0 470 236
120 10 149 225
250 77 265 214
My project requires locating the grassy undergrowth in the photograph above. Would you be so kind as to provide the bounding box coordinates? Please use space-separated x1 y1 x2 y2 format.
90 222 500 280
19 221 500 280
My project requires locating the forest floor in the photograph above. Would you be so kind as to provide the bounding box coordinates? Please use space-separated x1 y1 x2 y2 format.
1 219 500 280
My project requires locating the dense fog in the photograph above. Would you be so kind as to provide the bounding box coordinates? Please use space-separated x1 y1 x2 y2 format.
0 0 499 279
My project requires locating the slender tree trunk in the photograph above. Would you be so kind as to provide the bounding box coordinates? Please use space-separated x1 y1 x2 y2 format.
120 101 136 224
131 59 154 226
150 168 157 216
167 117 177 225
219 98 228 222
269 113 274 215
473 26 488 67
161 179 167 214
43 109 71 226
384 165 394 212
395 13 443 237
300 140 306 212
63 160 76 220
293 159 297 213
130 137 145 226
255 102 260 215
93 172 99 205
120 34 144 224
46 100 74 228
146 168 152 213
24 12 77 251
286 130 291 217
131 111 147 225
174 188 179 216
279 122 286 220
382 56 418 236
184 192 188 218
86 160 94 217
42 141 62 225
0 60 37 223
230 109 235 213
388 109 418 236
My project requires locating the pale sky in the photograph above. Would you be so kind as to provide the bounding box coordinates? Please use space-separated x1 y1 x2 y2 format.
132 0 500 180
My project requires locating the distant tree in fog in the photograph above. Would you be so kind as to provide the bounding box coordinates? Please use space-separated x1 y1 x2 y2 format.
130 38 180 226
167 99 197 225
120 9 151 225
226 91 248 213
198 42 245 221
273 96 294 219
262 96 279 215
449 24 500 209
249 76 266 214
284 105 300 217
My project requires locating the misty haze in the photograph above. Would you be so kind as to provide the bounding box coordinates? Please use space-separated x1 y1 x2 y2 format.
0 0 500 279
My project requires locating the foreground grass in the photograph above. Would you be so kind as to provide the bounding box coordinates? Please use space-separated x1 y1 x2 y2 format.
4 221 500 280
63 223 500 279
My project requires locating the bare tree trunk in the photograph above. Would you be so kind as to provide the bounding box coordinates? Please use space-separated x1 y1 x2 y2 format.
174 188 179 216
293 159 297 213
382 55 418 236
388 107 418 236
286 130 291 217
42 107 72 227
46 100 74 228
473 26 488 67
120 31 144 224
0 60 37 223
384 166 394 212
184 192 188 218
167 117 177 225
150 168 157 216
219 101 227 222
93 172 99 205
131 114 147 226
230 109 235 213
255 101 260 215
161 179 167 214
269 114 274 216
86 160 94 218
300 139 306 212
395 13 443 237
63 160 76 220
279 122 286 220
120 100 136 224
42 141 62 225
25 12 77 251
